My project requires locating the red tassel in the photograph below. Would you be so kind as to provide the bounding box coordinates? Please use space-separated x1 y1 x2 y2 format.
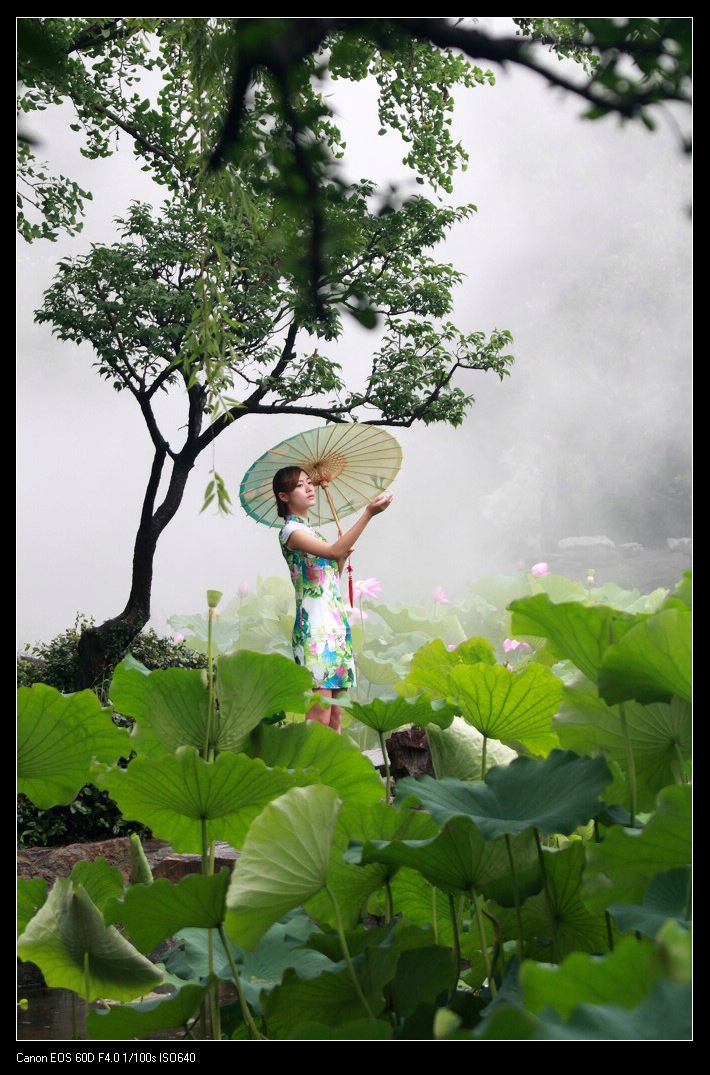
348 561 354 608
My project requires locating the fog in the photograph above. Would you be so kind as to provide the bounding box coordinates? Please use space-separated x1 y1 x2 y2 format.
16 20 692 649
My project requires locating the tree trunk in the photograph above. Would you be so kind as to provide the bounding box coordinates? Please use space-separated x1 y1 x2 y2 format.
76 446 198 692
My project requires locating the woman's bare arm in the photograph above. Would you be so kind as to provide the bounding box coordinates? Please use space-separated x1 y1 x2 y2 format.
286 492 393 561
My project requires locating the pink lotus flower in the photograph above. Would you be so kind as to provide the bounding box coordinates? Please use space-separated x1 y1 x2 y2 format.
348 606 369 621
503 638 532 654
353 577 382 600
530 562 550 578
433 585 449 604
173 633 185 643
238 579 250 598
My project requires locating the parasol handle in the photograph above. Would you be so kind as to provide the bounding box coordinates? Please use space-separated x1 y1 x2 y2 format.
320 481 343 535
320 480 354 607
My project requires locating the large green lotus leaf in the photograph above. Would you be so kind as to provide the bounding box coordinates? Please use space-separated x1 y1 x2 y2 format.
98 746 300 853
86 981 211 1040
305 800 439 929
346 694 457 734
494 842 617 961
356 652 404 687
521 932 684 1018
388 945 456 1018
249 720 385 805
583 784 692 913
398 637 497 699
264 918 440 1032
262 963 386 1034
215 649 313 752
508 595 642 683
594 583 669 614
388 868 460 949
348 816 541 907
235 916 333 1012
607 867 692 937
472 979 692 1040
17 683 130 808
449 662 562 756
366 603 442 638
17 879 162 1002
225 785 342 951
395 750 613 839
598 608 691 705
109 656 209 758
427 717 518 781
17 878 47 937
665 571 691 610
70 858 125 916
104 870 230 954
556 688 691 811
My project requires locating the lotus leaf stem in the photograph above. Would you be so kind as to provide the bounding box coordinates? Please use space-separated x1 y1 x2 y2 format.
504 834 525 963
384 878 394 924
219 925 267 1040
326 883 377 1020
471 888 496 996
448 892 461 987
534 830 561 962
378 730 392 802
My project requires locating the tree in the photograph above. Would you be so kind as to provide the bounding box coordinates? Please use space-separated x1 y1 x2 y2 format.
17 18 690 687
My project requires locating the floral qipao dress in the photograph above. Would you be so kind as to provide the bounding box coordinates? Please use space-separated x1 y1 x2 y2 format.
279 514 356 689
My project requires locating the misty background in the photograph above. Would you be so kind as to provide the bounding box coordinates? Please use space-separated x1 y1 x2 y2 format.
16 19 692 649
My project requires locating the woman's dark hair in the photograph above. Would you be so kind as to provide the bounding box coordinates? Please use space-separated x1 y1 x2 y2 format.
273 466 307 518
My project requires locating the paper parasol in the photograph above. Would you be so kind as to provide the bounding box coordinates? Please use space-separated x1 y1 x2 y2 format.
239 423 402 532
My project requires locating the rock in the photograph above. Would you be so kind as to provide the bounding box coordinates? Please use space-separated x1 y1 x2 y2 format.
619 542 645 557
385 727 434 781
558 535 616 555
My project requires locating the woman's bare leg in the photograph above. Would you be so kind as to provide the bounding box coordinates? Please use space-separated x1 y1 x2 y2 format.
306 689 333 726
329 689 343 734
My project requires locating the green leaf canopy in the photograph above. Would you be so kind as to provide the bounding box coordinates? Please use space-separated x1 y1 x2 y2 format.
98 746 301 853
346 694 457 734
508 596 642 683
305 800 440 929
104 870 231 954
225 785 342 951
249 720 385 806
583 784 692 913
398 637 497 699
556 688 691 811
598 608 692 704
521 933 675 1016
450 662 562 756
395 750 613 838
18 683 130 808
110 650 313 758
348 814 541 906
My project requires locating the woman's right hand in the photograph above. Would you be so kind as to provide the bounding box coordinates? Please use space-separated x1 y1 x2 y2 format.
366 492 393 516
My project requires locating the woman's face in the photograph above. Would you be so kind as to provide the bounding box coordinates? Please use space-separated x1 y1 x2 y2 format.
281 470 315 516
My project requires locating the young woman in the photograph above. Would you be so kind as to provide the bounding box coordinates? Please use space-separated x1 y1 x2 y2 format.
273 466 393 732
